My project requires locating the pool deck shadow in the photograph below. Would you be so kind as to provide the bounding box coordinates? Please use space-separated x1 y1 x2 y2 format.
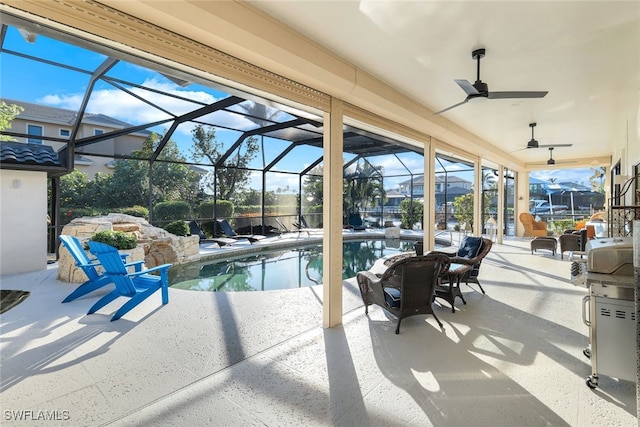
0 233 636 426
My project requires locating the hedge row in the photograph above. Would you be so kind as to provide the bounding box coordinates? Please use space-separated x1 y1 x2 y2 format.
60 200 315 224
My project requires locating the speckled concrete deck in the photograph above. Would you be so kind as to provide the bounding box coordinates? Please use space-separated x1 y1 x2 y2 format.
0 235 636 426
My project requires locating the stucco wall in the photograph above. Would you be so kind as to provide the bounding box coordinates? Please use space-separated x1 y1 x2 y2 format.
0 169 47 274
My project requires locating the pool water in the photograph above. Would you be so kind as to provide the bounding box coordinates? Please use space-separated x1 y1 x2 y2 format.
169 239 418 292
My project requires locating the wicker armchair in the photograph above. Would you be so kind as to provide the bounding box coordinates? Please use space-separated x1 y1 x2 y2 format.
356 253 451 334
519 213 548 237
431 236 493 312
559 229 587 259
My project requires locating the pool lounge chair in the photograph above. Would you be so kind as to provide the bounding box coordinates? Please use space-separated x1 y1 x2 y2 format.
292 215 311 236
216 219 266 243
273 218 289 233
87 241 172 321
59 234 143 303
189 220 236 246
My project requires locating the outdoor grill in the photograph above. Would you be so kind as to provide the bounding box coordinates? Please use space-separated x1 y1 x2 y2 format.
570 237 635 389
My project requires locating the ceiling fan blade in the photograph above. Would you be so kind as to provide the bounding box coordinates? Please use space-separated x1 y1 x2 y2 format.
434 98 469 115
538 143 573 148
508 147 528 153
454 79 479 96
488 91 548 99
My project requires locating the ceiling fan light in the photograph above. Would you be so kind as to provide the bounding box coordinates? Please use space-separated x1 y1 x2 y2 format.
547 146 555 165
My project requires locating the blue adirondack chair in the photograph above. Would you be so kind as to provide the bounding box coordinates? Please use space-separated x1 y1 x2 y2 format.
59 235 143 303
87 241 172 321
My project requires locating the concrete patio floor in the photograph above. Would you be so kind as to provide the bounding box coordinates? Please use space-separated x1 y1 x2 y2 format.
0 234 636 426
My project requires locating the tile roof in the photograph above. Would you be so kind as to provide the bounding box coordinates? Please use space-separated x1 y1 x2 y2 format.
0 141 62 167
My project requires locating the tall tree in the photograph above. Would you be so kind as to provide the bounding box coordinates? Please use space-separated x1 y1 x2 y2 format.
0 101 23 141
343 161 385 217
190 124 259 201
68 131 203 210
133 132 203 205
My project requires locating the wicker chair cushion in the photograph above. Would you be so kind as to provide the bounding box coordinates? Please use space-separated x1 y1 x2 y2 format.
383 287 401 308
458 236 482 258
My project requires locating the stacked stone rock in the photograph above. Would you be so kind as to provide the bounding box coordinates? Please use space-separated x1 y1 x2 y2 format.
57 213 200 283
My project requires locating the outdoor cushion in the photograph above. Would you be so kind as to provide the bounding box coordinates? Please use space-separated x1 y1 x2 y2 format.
383 287 401 308
457 236 482 259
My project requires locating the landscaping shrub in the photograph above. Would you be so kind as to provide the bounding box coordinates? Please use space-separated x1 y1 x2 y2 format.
61 207 105 225
154 201 191 221
201 221 216 238
399 198 423 229
117 205 149 218
90 230 137 250
165 220 189 236
196 200 234 219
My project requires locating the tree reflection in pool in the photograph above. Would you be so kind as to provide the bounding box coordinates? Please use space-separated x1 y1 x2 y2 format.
169 239 418 292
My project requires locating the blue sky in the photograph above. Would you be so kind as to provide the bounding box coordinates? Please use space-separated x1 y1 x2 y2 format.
1 25 597 193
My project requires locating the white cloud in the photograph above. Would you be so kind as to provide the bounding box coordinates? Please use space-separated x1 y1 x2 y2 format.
530 167 595 187
37 78 258 138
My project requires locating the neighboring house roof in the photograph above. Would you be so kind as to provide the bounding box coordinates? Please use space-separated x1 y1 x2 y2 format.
397 174 470 187
2 98 151 136
0 141 66 175
558 181 591 191
74 155 94 165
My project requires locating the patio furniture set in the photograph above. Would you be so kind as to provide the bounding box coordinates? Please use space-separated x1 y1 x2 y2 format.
356 236 492 334
520 212 602 259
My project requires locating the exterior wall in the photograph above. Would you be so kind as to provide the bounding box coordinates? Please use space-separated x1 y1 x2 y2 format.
73 155 116 178
114 134 145 156
0 169 47 274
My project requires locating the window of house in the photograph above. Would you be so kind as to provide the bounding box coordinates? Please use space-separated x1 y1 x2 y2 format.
94 129 104 135
27 124 43 144
60 129 70 137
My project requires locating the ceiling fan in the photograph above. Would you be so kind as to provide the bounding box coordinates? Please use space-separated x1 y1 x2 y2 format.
547 147 557 165
524 122 573 149
528 147 576 166
434 48 549 115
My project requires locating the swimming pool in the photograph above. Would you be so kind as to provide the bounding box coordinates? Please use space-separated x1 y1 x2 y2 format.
169 239 418 292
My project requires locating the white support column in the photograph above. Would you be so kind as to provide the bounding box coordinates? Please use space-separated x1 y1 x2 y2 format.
496 165 505 244
323 98 344 328
473 158 482 236
424 141 435 252
516 171 530 237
